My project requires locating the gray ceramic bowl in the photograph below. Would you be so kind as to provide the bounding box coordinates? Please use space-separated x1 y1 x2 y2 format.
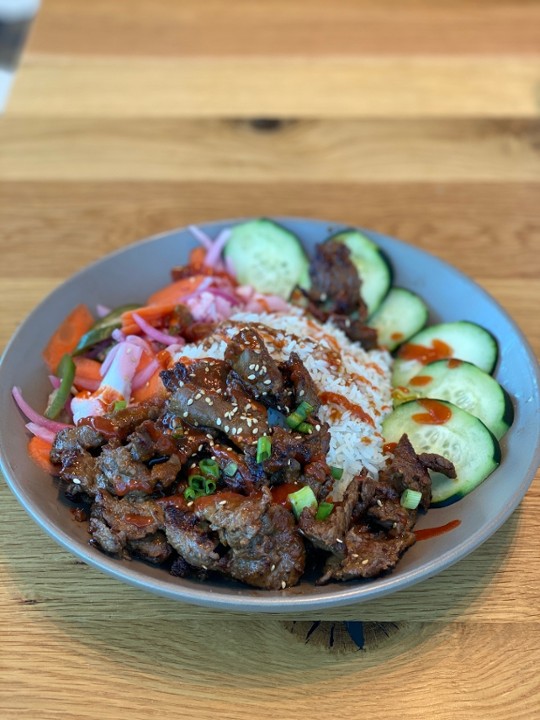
1 218 539 611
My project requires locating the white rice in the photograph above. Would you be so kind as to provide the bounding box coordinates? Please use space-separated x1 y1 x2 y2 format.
172 309 393 495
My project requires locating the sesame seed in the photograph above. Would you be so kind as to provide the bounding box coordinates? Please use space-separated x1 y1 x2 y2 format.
189 373 196 378
218 500 227 505
237 427 243 434
255 365 259 371
261 366 267 373
202 565 208 570
249 364 255 370
351 553 359 558
205 397 213 405
216 418 222 426
195 393 202 400
315 424 321 431
204 367 209 373
231 428 237 435
362 559 369 565
198 444 203 451
298 390 305 397
376 499 383 507
253 419 258 424
247 374 256 380
271 564 276 571
336 538 343 544
72 478 81 485
263 379 272 385
187 501 194 507
252 428 258 435
206 434 213 439
224 425 230 432
281 581 286 589
187 398 194 406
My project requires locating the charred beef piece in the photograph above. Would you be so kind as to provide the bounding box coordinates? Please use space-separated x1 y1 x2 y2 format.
224 327 284 400
50 425 104 461
298 475 360 556
89 491 166 557
280 352 321 412
318 522 416 583
331 316 379 351
306 240 368 320
161 358 230 395
166 383 270 450
50 426 104 495
304 240 379 347
128 533 173 564
105 399 164 441
149 455 182 490
384 434 456 511
211 444 265 494
262 424 332 494
96 445 155 497
164 506 221 571
194 488 305 589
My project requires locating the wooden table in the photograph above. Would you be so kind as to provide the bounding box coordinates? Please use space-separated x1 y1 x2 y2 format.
1 2 539 718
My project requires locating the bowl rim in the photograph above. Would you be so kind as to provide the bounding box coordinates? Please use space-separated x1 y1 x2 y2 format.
1 216 539 612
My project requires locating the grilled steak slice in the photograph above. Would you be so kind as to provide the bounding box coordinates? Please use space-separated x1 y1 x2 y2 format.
224 327 284 400
128 532 172 564
194 488 305 589
50 425 104 462
306 240 368 320
104 399 164 441
211 444 264 494
318 522 416 583
89 491 165 557
164 506 221 571
280 352 320 412
161 358 230 395
96 445 155 497
298 476 360 556
383 434 456 511
331 316 379 351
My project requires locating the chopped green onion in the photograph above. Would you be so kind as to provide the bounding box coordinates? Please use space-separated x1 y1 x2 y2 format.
44 353 76 420
286 401 315 429
199 458 220 479
288 485 318 519
184 487 197 501
256 435 272 463
204 478 217 495
223 462 238 477
296 422 313 434
113 400 127 412
315 502 334 521
400 488 422 510
188 475 206 493
330 466 343 480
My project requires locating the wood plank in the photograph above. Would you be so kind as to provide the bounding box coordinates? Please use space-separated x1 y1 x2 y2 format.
3 118 540 182
1 471 538 623
27 0 540 57
1 182 539 289
8 56 540 118
1 611 539 718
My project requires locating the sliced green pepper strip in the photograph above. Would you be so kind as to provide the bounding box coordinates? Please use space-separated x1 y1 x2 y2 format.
315 502 334 521
72 303 141 355
44 353 76 419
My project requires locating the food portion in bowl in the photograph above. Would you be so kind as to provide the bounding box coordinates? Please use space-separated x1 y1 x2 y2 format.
12 220 513 590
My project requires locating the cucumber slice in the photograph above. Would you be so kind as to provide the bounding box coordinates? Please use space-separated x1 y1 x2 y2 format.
399 360 514 440
330 230 392 315
224 219 309 299
392 321 498 388
382 399 501 507
368 287 428 351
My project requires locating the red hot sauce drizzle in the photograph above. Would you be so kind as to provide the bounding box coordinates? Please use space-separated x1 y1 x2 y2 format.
412 398 452 425
447 358 463 369
409 375 433 387
415 519 461 541
398 338 453 365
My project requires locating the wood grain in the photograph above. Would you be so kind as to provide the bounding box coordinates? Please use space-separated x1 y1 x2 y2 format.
3 118 540 182
27 0 540 57
9 55 540 118
2 1 540 717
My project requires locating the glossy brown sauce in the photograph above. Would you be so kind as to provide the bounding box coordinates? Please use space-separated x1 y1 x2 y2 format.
271 482 301 509
78 415 117 439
